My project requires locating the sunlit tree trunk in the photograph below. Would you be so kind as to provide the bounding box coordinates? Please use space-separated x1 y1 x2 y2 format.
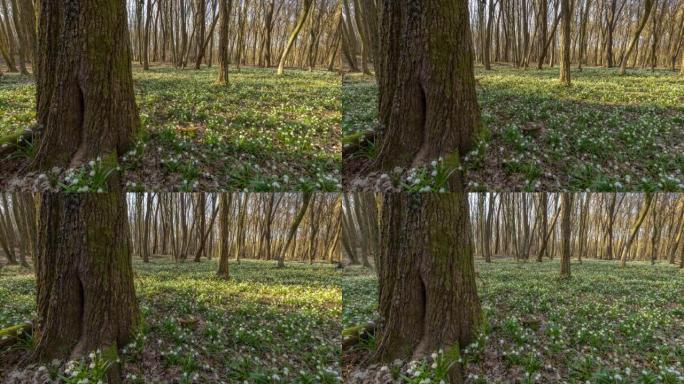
277 0 314 75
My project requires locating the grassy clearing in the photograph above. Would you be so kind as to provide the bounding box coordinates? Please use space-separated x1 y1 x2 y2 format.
0 66 341 191
0 258 342 383
343 259 684 383
342 66 684 192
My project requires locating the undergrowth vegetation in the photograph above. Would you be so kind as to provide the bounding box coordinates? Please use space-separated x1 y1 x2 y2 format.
0 66 341 191
0 258 342 383
342 66 684 191
342 259 684 383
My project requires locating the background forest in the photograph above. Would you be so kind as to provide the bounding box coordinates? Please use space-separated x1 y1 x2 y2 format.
0 193 343 383
342 193 684 383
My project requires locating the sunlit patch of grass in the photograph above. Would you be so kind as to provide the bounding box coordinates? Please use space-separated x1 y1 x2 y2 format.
0 74 35 138
343 259 684 383
1 258 342 382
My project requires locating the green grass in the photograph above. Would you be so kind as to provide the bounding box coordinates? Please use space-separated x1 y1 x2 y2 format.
342 66 684 191
343 259 684 383
0 258 342 383
0 66 342 191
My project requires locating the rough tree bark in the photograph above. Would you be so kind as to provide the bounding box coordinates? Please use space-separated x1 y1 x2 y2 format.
31 193 139 384
32 0 139 175
373 193 481 384
373 0 482 190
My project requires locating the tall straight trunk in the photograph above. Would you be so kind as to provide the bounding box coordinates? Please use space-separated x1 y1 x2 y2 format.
194 0 207 69
619 0 654 75
142 193 153 262
373 0 482 190
374 193 481 384
217 193 232 279
559 0 571 85
32 0 139 176
277 0 314 75
536 0 548 69
9 0 28 74
143 0 154 70
560 193 573 278
484 0 496 69
537 193 548 262
31 193 138 384
577 0 591 70
217 0 233 84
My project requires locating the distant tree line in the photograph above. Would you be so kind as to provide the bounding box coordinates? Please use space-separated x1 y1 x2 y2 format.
0 192 342 270
343 193 684 270
343 0 684 75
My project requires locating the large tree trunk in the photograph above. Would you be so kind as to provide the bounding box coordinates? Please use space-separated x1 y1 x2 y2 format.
31 193 138 384
373 193 481 384
619 0 655 75
373 0 482 190
32 0 139 175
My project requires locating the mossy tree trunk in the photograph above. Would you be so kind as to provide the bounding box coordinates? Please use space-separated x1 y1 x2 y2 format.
560 193 573 278
217 193 232 279
218 0 233 85
373 0 482 190
31 193 139 384
32 0 139 175
373 193 481 384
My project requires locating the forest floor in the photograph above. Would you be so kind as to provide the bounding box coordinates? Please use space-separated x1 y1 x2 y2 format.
342 259 684 384
0 258 342 383
342 66 684 192
0 66 341 192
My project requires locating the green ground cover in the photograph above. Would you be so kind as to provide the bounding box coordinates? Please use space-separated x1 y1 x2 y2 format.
0 66 341 192
342 67 684 192
0 258 342 383
343 259 684 383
